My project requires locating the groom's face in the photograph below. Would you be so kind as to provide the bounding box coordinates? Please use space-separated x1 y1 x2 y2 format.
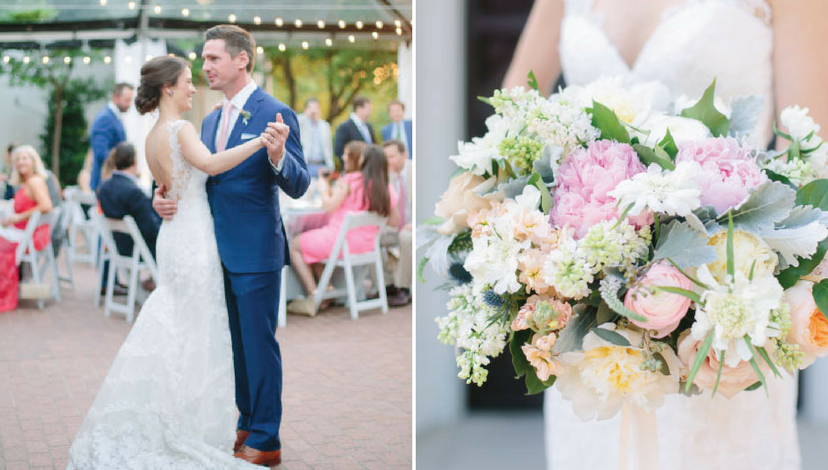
202 39 244 92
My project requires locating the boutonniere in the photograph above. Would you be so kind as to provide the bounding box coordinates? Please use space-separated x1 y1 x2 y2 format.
240 110 252 125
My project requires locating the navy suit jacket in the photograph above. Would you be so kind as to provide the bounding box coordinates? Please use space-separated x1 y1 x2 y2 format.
202 87 310 273
97 173 161 259
333 119 376 164
90 106 126 191
381 120 413 158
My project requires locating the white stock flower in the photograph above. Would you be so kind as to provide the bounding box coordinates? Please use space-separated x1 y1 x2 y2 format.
763 158 817 187
608 161 702 217
780 105 822 143
464 216 530 294
691 265 784 367
555 325 681 421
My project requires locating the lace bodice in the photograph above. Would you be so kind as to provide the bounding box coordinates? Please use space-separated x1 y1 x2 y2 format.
560 0 774 147
165 119 208 203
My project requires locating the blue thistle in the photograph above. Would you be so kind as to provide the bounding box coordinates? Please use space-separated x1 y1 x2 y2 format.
449 262 472 285
483 289 506 309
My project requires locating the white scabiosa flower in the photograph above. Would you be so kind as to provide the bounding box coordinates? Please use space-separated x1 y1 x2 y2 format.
555 325 681 421
691 265 785 367
608 161 703 217
450 114 512 176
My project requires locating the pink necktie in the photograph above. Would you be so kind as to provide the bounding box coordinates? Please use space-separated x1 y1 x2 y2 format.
216 101 234 152
397 173 406 229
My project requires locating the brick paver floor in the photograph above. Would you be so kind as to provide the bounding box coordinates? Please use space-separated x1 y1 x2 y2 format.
0 259 412 470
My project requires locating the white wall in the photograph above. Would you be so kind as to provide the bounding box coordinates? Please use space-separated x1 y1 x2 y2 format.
415 0 467 436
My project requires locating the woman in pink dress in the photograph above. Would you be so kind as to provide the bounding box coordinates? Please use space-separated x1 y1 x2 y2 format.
288 145 399 315
0 145 54 312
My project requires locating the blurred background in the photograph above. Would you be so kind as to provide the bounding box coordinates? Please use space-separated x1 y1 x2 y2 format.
415 1 828 469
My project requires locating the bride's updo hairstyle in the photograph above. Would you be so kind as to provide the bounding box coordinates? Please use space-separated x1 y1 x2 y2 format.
135 56 190 114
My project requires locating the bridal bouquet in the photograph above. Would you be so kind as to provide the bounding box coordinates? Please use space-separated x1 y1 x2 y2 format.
420 75 828 421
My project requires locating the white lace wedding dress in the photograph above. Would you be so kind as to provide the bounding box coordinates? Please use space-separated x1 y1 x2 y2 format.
67 121 257 470
546 1 802 469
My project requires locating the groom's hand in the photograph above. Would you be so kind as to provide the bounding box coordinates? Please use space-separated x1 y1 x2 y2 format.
265 113 290 167
152 185 177 220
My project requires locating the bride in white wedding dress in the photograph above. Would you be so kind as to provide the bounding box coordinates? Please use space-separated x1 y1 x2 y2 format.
66 56 282 469
504 0 828 469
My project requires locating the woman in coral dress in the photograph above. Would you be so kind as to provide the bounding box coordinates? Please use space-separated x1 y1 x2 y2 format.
0 145 54 312
288 144 399 314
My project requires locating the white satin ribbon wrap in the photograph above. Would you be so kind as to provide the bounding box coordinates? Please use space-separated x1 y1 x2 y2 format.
618 403 659 470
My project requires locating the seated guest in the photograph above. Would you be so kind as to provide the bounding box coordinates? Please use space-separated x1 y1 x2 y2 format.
288 145 399 315
97 142 161 292
382 140 413 307
0 145 54 312
342 140 367 174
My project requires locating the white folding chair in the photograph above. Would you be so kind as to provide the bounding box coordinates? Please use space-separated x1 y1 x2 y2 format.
93 213 158 322
64 187 99 267
314 211 389 320
16 209 61 309
51 202 75 288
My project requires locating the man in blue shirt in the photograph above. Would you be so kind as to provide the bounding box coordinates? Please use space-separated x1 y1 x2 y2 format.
381 100 413 159
90 83 133 191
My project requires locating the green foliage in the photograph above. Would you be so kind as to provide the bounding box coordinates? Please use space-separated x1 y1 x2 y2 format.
633 143 674 170
685 330 714 393
589 100 630 143
527 70 539 92
591 327 631 347
812 279 828 321
680 79 729 137
1 8 57 23
776 180 828 288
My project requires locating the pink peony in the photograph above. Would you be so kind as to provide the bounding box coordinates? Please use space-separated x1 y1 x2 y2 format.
625 261 693 338
551 140 651 238
675 137 767 215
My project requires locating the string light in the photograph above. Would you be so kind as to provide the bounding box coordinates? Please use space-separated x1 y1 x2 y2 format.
301 41 309 50
63 56 71 64
396 27 402 35
124 56 132 64
2 56 9 63
372 31 378 40
228 14 237 23
188 52 197 60
127 1 135 10
317 20 325 29
294 19 303 28
167 53 175 57
275 17 283 27
83 56 91 64
338 19 346 29
104 56 111 64
325 38 333 47
348 35 355 43
253 16 261 25
23 56 30 64
181 8 189 17
356 21 364 29
376 21 384 29
256 46 264 55
154 5 162 14
394 20 402 27
42 56 49 64
99 0 107 5
278 43 286 52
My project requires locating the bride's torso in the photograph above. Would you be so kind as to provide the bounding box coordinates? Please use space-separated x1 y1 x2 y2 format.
560 0 774 146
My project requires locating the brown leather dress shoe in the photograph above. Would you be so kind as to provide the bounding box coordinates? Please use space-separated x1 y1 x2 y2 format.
233 445 281 467
234 430 250 453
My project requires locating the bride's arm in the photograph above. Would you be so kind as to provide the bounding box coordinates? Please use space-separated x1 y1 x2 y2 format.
502 0 565 94
772 0 828 142
176 122 265 176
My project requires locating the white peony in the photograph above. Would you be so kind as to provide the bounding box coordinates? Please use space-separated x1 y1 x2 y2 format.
555 325 681 421
556 76 670 128
608 161 702 217
780 105 822 143
691 265 784 367
636 114 712 147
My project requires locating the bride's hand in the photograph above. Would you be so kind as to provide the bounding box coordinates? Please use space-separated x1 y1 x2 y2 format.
152 184 178 220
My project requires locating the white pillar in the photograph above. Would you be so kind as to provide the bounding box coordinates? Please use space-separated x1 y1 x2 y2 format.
415 0 467 436
397 41 413 119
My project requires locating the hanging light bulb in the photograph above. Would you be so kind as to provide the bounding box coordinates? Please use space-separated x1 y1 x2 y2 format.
83 56 91 64
99 0 107 5
2 55 9 64
275 17 283 27
256 46 264 55
181 8 189 17
396 27 402 36
356 20 364 29
294 19 303 28
317 20 325 29
104 55 111 64
301 41 309 50
325 38 333 47
63 56 71 64
278 43 286 52
338 19 346 29
348 35 355 43
253 16 261 25
42 56 49 64
394 20 402 27
228 14 237 23
23 56 30 64
188 52 197 60
376 21 384 29
127 1 135 10
372 31 378 40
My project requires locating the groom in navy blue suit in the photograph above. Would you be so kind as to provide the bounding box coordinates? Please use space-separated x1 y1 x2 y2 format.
154 25 309 467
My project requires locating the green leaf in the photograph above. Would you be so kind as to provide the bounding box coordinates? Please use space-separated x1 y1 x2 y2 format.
633 144 675 170
712 350 725 397
756 346 782 379
478 95 492 105
591 100 631 143
773 121 793 141
796 179 828 210
788 139 801 161
510 329 533 378
777 238 828 289
553 306 597 354
417 256 429 283
685 331 714 393
591 327 631 347
666 258 709 289
421 216 444 226
599 277 648 323
525 367 557 395
763 169 798 190
744 381 763 391
658 128 678 160
527 70 540 92
653 286 702 305
727 211 735 278
653 352 671 376
596 301 618 325
653 220 717 269
533 178 554 214
744 337 768 395
721 181 796 233
812 279 828 321
679 79 729 137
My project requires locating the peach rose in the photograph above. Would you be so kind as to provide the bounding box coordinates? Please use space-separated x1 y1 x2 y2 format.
434 172 502 235
677 330 769 398
785 281 828 368
625 262 693 338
